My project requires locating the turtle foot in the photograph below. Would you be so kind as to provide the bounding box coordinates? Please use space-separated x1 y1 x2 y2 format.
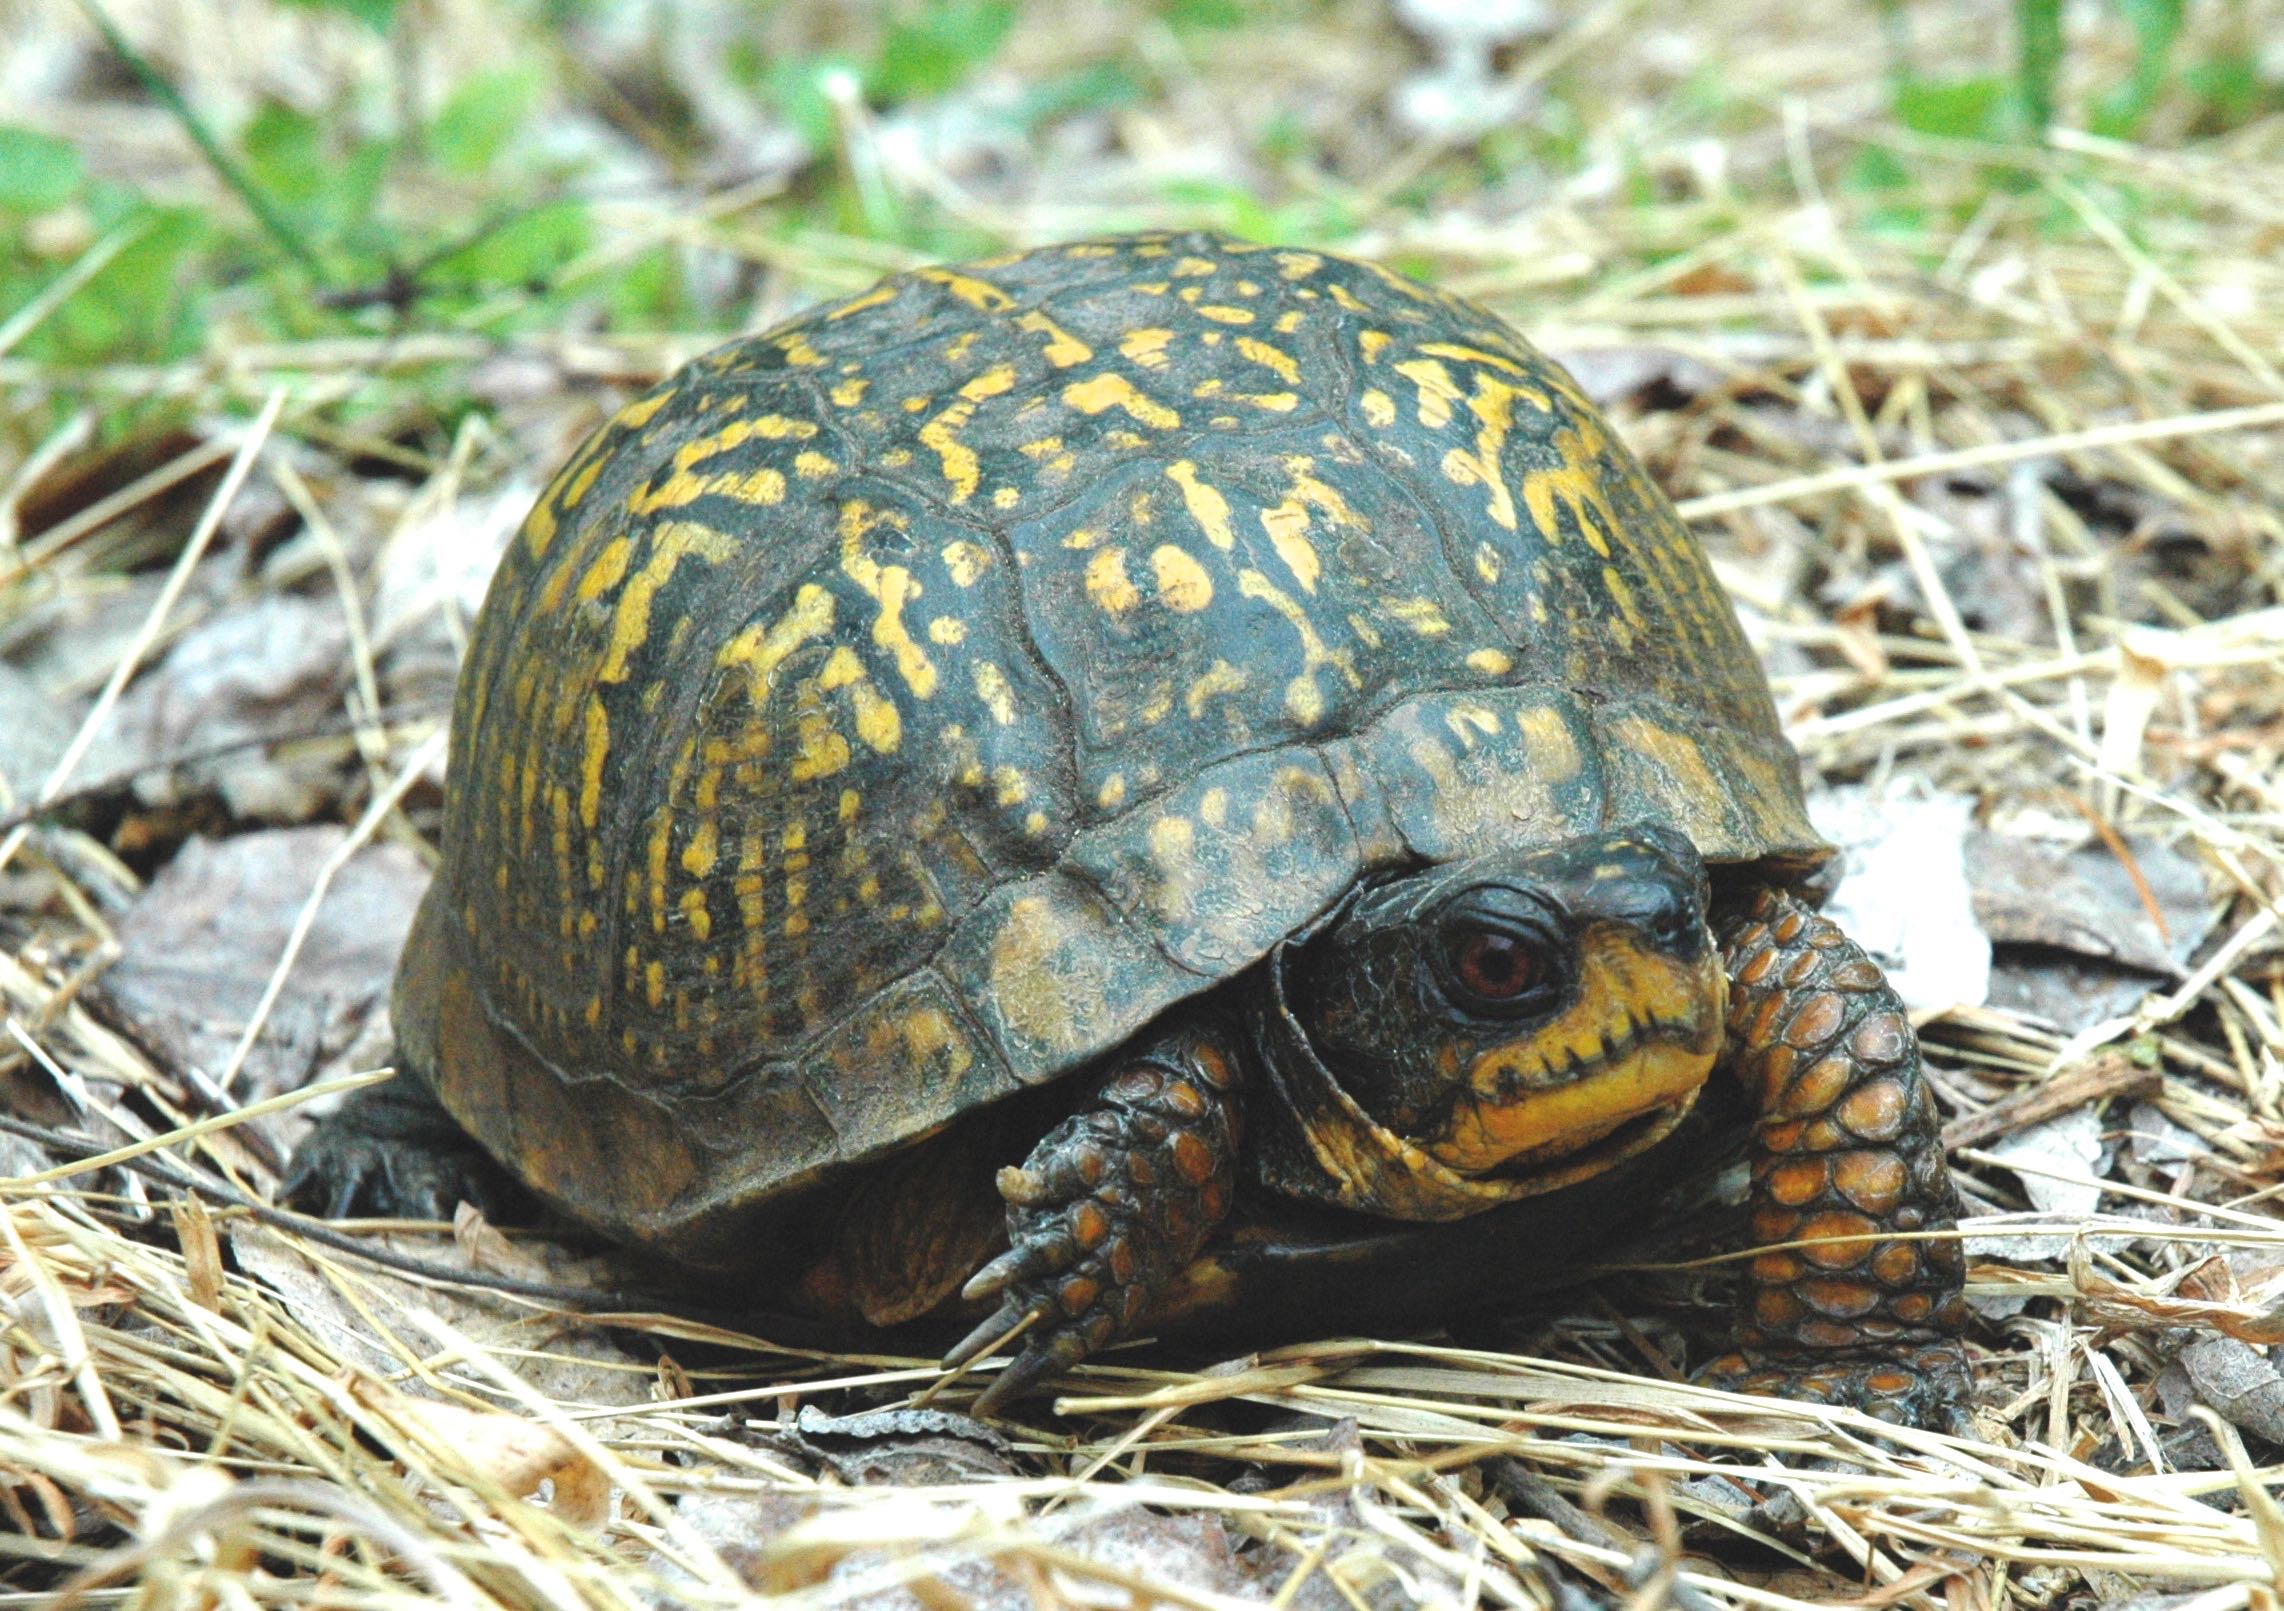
1697 1340 1974 1434
944 1041 1240 1417
281 1076 527 1224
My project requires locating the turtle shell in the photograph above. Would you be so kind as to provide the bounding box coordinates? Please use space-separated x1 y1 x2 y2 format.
396 230 1829 1267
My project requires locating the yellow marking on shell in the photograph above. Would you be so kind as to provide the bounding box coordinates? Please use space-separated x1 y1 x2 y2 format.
1019 434 1066 459
1063 373 1180 430
647 809 673 933
1165 462 1236 550
560 453 607 512
1393 357 1461 430
826 284 896 320
1276 251 1322 279
1286 674 1324 726
717 581 835 695
1602 565 1645 631
942 540 993 586
927 615 966 645
1197 305 1253 324
943 330 982 367
974 661 1016 724
992 486 1020 509
522 491 559 553
794 450 837 478
1119 328 1174 368
831 377 869 407
1017 309 1092 366
574 523 740 828
1085 548 1140 617
1151 545 1214 613
643 959 665 1008
849 681 899 753
1468 647 1514 675
839 502 938 698
818 645 864 691
1419 340 1530 375
1062 526 1104 551
1238 568 1356 701
993 766 1027 806
1474 542 1502 584
1328 283 1369 314
1185 659 1247 718
1358 329 1392 363
683 819 718 879
917 266 1014 310
1442 370 1555 533
1612 714 1722 805
1258 499 1319 594
918 363 1017 504
899 1005 976 1077
626 414 815 514
1445 704 1500 744
1235 390 1299 412
1521 423 1621 557
1518 705 1583 781
615 390 674 431
1360 388 1396 427
1389 597 1452 636
1097 774 1127 811
839 788 860 821
777 331 825 367
1198 787 1230 828
575 535 633 604
1173 255 1217 277
579 699 611 831
988 892 1116 1058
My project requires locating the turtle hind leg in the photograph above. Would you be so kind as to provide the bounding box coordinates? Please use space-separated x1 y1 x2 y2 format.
947 1026 1243 1417
1705 887 1972 1431
281 1068 529 1225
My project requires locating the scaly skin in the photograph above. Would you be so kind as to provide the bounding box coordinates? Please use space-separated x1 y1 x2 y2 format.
947 1026 1242 1416
1702 888 1971 1427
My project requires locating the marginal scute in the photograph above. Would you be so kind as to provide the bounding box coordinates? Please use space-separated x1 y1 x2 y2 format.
401 228 1830 1257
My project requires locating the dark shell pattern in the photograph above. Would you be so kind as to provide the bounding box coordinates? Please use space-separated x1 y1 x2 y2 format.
400 231 1825 1261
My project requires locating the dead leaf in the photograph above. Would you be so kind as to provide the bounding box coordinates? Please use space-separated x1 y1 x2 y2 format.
103 828 425 1109
346 1373 611 1528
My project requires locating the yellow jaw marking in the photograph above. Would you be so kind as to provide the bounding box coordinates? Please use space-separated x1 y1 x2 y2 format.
1428 926 1725 1175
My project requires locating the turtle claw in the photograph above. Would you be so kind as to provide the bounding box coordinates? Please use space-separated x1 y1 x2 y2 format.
281 1079 526 1224
940 1042 1242 1417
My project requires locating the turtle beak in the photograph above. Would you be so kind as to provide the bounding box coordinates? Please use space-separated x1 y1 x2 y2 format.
1426 919 1725 1176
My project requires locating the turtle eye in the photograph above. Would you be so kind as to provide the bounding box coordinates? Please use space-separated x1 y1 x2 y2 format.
1457 931 1536 998
1440 921 1560 1012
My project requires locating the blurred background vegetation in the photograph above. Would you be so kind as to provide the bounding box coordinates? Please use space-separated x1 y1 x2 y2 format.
3 0 2279 441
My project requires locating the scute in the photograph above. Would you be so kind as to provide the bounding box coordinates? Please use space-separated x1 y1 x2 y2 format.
405 229 1827 1256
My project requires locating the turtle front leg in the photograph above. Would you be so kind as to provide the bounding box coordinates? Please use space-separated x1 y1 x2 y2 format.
947 1025 1242 1416
1706 888 1971 1428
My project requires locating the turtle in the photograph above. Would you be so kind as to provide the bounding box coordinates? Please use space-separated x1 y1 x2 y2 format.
285 230 1969 1423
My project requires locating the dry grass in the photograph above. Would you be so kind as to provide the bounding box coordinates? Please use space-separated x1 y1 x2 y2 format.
3 0 2283 1605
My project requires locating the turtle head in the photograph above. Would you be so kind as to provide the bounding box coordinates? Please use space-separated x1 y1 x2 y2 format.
1287 825 1726 1184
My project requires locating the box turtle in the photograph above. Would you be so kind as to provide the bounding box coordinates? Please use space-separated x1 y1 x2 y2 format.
287 231 1969 1423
